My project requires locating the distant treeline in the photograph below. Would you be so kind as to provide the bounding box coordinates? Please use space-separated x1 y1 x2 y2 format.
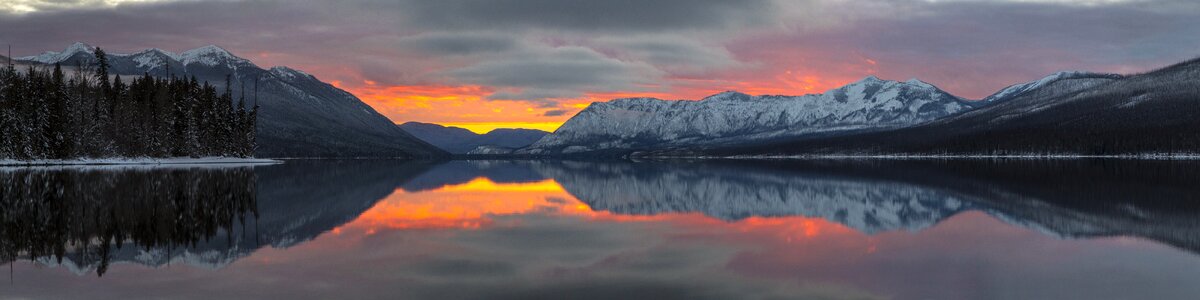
0 48 257 160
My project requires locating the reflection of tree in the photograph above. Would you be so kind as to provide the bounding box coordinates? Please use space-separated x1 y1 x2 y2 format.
0 167 257 276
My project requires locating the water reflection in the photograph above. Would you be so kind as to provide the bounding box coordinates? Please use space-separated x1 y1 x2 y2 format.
0 166 258 276
2 159 1200 299
541 159 1200 252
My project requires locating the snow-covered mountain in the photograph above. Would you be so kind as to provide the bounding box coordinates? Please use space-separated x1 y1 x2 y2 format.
399 122 548 154
522 76 977 155
979 71 1123 103
17 42 446 158
707 58 1200 156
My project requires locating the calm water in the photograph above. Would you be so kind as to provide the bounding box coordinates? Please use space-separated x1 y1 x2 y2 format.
2 159 1200 299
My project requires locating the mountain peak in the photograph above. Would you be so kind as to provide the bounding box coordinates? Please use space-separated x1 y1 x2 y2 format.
180 45 248 67
855 75 883 84
18 42 96 63
182 45 232 57
65 42 95 53
701 90 752 101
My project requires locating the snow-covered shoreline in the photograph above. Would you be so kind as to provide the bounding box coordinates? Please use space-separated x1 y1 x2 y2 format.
0 157 282 167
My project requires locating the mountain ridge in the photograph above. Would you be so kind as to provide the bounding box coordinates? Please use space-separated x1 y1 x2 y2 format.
399 122 548 154
703 57 1200 156
17 42 447 158
522 75 977 155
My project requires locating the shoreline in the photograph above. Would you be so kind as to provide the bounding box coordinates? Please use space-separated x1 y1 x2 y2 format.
0 157 283 167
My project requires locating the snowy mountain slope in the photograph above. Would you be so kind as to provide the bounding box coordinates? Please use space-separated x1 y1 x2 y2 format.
709 58 1200 156
17 42 446 158
399 122 548 154
980 71 1123 103
523 76 976 155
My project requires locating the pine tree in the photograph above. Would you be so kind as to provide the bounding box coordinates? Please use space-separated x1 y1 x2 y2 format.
49 63 70 158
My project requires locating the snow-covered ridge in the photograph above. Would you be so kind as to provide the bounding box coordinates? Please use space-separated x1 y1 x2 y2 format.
16 42 256 68
981 71 1122 102
525 75 973 154
17 41 96 63
270 66 313 80
180 44 242 66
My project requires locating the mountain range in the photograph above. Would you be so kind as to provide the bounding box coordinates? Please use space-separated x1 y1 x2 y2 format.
16 43 446 158
707 59 1200 156
398 122 548 154
518 58 1200 157
522 77 977 155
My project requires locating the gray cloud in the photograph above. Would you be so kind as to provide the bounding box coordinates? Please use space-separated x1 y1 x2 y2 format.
729 0 1200 97
542 109 569 117
595 36 743 77
396 32 520 56
446 46 663 100
386 0 779 33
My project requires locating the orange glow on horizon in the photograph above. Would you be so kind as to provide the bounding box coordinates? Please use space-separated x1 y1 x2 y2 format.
438 122 564 134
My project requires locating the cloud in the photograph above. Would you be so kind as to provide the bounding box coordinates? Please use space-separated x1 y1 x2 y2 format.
0 0 190 14
542 109 569 117
722 0 1200 98
387 0 779 33
594 36 744 77
396 32 520 56
445 46 664 101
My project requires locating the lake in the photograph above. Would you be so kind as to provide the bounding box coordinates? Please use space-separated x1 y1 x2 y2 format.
2 159 1199 299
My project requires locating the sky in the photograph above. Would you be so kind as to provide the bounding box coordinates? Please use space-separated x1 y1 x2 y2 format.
2 0 1198 133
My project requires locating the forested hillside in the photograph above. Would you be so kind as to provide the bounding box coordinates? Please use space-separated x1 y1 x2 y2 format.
0 48 256 160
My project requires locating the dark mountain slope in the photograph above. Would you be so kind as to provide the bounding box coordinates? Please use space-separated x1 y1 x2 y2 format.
399 122 547 154
18 43 446 158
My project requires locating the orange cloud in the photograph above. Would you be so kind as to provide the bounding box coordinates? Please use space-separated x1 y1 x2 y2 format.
343 84 589 133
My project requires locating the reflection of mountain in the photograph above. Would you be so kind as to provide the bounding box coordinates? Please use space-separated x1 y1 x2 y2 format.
0 160 435 276
540 161 965 233
425 160 1200 252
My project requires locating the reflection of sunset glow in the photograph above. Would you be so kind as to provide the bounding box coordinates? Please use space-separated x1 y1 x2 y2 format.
338 178 592 231
335 176 863 248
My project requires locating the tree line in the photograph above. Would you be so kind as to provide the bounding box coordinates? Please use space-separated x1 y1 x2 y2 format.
0 47 257 160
